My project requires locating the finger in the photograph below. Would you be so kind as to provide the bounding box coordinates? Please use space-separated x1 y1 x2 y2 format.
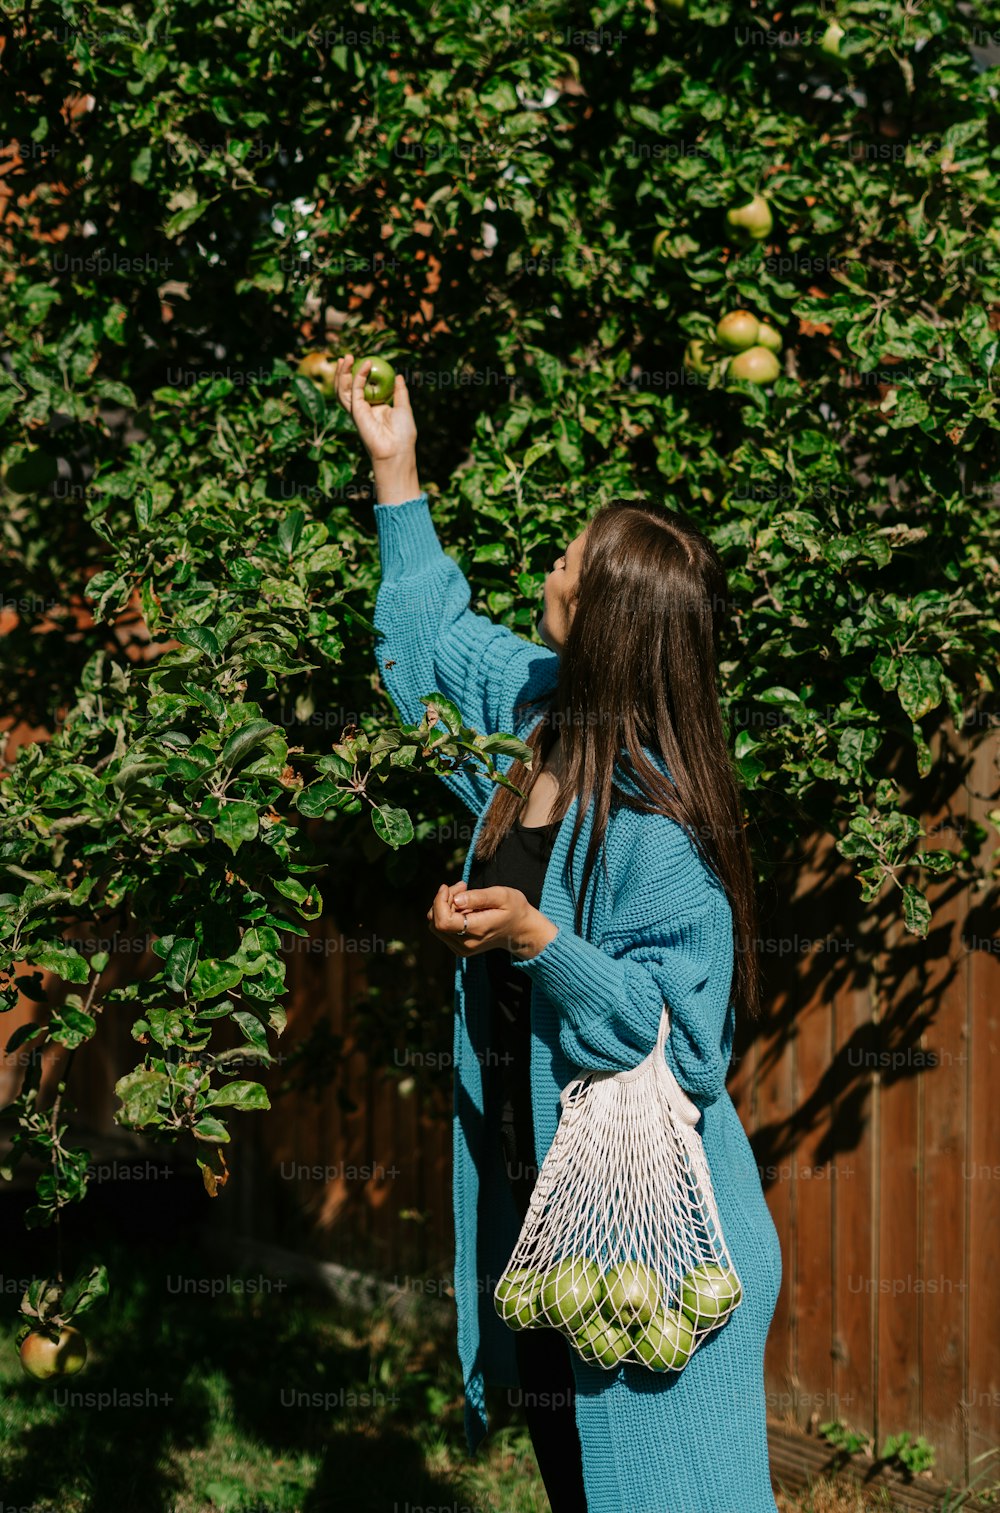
336 354 354 412
351 357 373 411
430 883 455 932
391 371 413 419
452 887 503 912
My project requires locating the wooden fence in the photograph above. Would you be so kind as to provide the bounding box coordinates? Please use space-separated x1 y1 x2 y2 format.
2 697 998 1494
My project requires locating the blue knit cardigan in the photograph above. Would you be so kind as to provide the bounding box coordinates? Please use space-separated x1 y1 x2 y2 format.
372 493 783 1513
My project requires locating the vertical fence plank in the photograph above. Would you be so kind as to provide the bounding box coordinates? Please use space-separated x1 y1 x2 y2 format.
966 730 1000 1492
919 754 971 1478
751 851 801 1425
831 906 877 1447
876 902 922 1449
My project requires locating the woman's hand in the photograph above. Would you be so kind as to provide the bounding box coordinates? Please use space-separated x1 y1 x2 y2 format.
334 353 420 505
426 881 559 961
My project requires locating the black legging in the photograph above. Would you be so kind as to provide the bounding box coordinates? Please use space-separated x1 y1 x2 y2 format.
513 1323 589 1512
501 1113 588 1512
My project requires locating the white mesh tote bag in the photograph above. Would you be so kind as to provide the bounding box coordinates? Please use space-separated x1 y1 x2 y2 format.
493 1001 743 1372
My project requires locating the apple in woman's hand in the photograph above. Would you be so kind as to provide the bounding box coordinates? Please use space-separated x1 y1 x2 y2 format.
725 194 773 244
297 351 338 397
20 1325 87 1380
358 354 396 405
728 346 781 384
715 311 760 352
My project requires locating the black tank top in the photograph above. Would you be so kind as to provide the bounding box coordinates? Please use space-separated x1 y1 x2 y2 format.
467 815 561 1221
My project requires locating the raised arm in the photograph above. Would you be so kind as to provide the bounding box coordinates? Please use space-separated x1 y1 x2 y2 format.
336 356 558 816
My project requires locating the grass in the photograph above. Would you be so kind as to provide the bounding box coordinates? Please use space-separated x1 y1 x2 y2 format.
0 1232 947 1513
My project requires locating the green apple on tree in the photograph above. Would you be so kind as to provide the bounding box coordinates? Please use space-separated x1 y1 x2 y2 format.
600 1260 660 1327
679 1262 743 1325
727 347 781 385
574 1315 633 1368
296 350 338 398
715 311 760 352
756 322 782 354
725 193 773 244
540 1257 605 1334
358 354 396 405
633 1307 696 1370
495 1267 543 1330
821 19 844 55
19 1325 87 1381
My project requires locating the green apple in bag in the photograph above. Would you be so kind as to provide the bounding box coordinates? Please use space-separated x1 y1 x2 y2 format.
540 1257 605 1334
495 1267 543 1330
634 1307 696 1371
679 1262 742 1325
574 1316 633 1368
599 1260 661 1327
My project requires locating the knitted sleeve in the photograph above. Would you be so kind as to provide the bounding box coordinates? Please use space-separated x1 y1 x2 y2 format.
372 493 559 814
510 820 736 1108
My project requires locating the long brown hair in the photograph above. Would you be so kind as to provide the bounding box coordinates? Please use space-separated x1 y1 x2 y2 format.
472 498 761 1021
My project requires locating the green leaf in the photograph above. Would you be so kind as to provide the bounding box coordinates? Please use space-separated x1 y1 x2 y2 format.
292 375 326 426
478 733 533 760
232 1010 269 1052
902 884 932 936
212 802 260 854
28 946 88 984
422 692 463 734
204 1080 270 1110
115 1068 170 1126
189 960 244 1000
371 805 414 849
278 510 305 556
897 656 944 721
220 720 277 769
164 199 210 237
175 626 221 660
48 1006 97 1050
165 938 199 992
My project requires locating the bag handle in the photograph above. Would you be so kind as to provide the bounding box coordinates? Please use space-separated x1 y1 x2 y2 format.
558 1003 701 1125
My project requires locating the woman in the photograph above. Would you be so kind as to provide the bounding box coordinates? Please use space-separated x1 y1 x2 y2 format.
336 355 783 1513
